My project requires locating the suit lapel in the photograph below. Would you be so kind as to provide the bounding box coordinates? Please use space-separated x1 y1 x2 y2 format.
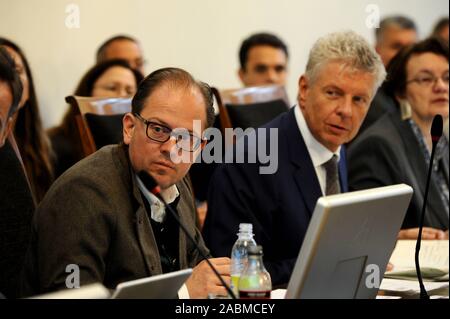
285 109 322 215
427 145 449 228
394 117 428 193
127 161 163 275
134 205 163 275
441 146 449 185
339 146 349 192
176 191 189 269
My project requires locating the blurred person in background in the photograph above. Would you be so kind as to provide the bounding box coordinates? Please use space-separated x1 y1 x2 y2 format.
431 17 449 43
357 16 418 134
47 59 143 177
0 46 34 299
349 38 449 240
238 32 289 87
96 35 146 75
0 37 54 203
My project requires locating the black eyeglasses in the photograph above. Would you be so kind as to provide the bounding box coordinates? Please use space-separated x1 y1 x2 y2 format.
134 113 202 152
406 73 450 87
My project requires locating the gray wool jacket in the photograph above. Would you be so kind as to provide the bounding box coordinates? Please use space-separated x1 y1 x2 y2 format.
21 144 208 296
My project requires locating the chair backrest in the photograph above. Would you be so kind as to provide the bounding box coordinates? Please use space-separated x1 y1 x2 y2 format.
212 84 290 133
65 95 132 157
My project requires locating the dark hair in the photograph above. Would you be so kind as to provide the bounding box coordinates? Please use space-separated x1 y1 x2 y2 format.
375 16 417 42
383 37 449 98
48 59 144 164
0 37 54 202
432 17 449 38
132 67 215 128
96 35 139 63
75 58 143 96
0 46 22 118
239 33 289 70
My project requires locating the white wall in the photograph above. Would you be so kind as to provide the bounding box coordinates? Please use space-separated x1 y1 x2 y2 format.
1 0 448 128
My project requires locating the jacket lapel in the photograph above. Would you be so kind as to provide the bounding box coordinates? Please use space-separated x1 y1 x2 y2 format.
117 145 163 275
440 145 449 185
339 146 349 192
285 109 322 215
175 187 189 269
134 204 163 275
426 146 449 227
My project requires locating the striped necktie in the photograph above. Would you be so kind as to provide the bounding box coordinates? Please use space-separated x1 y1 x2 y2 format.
323 155 341 195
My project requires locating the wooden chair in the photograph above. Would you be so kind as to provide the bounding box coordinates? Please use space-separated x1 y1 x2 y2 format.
65 95 132 157
212 84 290 133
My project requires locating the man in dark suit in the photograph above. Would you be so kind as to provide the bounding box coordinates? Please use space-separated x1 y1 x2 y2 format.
22 68 230 298
202 31 387 286
358 16 417 135
0 47 35 299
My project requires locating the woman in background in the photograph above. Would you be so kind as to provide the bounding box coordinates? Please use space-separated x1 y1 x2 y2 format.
0 37 54 203
348 37 449 239
48 59 143 177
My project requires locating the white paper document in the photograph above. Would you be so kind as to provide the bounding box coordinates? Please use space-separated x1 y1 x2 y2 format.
379 278 449 299
385 240 449 281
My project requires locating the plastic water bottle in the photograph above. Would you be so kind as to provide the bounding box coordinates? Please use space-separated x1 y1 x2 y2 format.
238 245 272 299
230 223 257 297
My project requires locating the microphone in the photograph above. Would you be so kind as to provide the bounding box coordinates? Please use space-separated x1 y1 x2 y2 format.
415 114 443 300
137 171 237 299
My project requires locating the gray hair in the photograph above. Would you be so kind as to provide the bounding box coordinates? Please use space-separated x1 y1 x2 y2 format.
376 16 417 42
305 31 386 93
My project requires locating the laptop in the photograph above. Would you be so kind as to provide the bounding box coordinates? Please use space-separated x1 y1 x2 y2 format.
285 184 413 299
111 268 193 299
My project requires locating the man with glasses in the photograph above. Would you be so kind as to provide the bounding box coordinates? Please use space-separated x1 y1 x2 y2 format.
22 68 231 299
358 16 418 134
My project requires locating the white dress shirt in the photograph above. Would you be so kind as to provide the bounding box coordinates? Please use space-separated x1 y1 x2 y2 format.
294 105 341 195
136 175 179 223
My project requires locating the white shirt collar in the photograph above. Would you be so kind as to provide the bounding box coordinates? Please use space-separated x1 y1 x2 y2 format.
136 175 180 223
294 105 341 169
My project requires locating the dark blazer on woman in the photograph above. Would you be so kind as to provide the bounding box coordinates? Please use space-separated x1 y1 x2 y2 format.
348 110 449 230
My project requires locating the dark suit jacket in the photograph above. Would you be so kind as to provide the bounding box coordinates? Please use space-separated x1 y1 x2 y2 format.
358 87 397 136
202 108 348 286
0 140 35 298
348 111 449 230
21 144 208 296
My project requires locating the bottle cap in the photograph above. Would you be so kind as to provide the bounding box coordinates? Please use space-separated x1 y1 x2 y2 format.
239 223 253 233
